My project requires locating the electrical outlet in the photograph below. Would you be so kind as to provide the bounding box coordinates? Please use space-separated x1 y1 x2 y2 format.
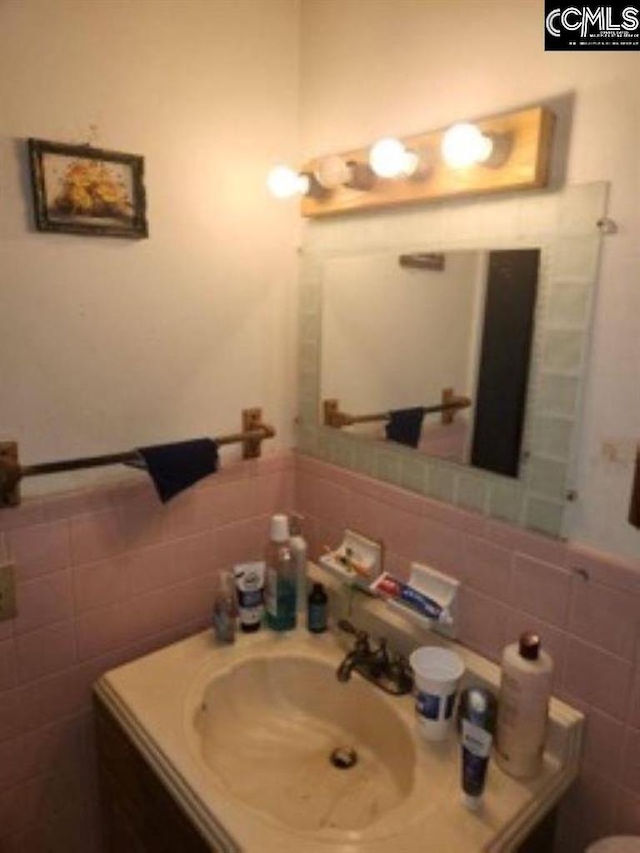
0 562 16 621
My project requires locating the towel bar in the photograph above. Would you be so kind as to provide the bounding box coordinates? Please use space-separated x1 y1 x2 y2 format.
0 407 275 507
323 388 471 429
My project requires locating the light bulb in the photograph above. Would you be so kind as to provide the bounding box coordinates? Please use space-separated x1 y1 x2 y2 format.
314 156 352 190
266 165 310 199
369 137 419 179
441 123 493 169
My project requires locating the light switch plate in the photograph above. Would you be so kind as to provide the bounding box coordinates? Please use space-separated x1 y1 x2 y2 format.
0 562 16 621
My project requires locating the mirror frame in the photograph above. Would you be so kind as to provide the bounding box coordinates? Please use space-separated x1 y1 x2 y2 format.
297 182 607 538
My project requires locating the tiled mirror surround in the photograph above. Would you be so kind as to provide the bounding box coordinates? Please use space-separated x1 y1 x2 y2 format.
298 182 607 538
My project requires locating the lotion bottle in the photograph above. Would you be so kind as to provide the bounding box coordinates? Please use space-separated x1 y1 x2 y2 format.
495 632 553 779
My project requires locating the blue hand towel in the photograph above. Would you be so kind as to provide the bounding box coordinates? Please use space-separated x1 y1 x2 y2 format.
385 408 427 449
137 438 219 503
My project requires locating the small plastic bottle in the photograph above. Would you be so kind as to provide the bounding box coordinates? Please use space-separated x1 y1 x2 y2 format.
307 582 328 633
212 570 236 644
495 632 553 779
233 562 265 633
265 514 296 631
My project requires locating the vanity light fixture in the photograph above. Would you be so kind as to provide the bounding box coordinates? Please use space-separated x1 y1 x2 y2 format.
369 137 425 179
297 105 554 217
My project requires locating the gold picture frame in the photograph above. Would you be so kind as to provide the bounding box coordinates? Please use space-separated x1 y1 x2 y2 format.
28 138 148 239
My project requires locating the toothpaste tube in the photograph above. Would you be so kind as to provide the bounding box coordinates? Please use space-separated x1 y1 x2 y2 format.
371 572 450 623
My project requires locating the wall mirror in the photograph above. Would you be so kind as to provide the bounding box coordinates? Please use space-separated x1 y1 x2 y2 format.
321 247 540 479
297 182 607 538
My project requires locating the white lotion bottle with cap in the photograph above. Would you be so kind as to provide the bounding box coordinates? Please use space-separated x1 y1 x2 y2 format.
495 632 553 779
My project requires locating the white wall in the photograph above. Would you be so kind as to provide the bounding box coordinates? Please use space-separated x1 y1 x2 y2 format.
1 0 636 556
0 0 300 493
300 0 640 560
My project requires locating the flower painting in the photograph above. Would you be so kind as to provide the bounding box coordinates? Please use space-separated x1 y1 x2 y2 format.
28 139 148 238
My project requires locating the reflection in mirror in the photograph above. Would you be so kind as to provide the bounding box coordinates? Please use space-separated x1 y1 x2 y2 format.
321 248 540 478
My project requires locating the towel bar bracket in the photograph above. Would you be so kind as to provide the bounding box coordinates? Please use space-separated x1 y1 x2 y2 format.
240 407 275 459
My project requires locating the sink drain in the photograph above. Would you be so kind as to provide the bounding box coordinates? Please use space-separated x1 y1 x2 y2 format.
330 746 358 770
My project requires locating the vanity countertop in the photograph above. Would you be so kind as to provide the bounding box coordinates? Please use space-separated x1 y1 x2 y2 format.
95 599 583 853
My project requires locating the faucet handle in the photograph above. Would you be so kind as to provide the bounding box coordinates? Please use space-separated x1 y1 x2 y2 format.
338 619 364 639
393 653 414 684
337 619 370 650
337 618 356 635
373 637 390 663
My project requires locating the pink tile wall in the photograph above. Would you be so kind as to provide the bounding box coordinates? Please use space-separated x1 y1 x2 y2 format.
0 451 294 852
0 449 637 852
296 454 640 853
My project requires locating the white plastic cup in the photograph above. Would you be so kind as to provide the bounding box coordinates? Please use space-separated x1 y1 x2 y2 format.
409 646 465 741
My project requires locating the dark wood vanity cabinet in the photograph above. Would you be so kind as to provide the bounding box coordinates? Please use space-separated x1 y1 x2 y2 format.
516 809 558 853
94 697 215 853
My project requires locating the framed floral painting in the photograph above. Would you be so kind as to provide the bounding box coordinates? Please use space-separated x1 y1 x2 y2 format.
28 138 148 238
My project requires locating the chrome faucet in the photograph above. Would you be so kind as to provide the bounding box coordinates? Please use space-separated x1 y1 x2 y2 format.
336 620 413 696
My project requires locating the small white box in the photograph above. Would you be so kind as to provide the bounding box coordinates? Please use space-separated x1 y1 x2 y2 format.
318 529 383 589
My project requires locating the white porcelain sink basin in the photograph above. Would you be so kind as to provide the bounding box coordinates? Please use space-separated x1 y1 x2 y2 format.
193 654 416 831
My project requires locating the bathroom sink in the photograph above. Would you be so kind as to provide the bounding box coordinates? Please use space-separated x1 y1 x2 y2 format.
95 587 583 853
192 654 416 831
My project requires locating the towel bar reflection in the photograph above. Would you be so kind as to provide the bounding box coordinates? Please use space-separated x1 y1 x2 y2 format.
0 407 275 507
323 388 471 429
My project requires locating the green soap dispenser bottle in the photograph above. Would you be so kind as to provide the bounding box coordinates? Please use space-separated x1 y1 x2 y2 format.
265 514 296 631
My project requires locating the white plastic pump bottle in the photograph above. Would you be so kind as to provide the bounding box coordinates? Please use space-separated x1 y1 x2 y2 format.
495 632 553 779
